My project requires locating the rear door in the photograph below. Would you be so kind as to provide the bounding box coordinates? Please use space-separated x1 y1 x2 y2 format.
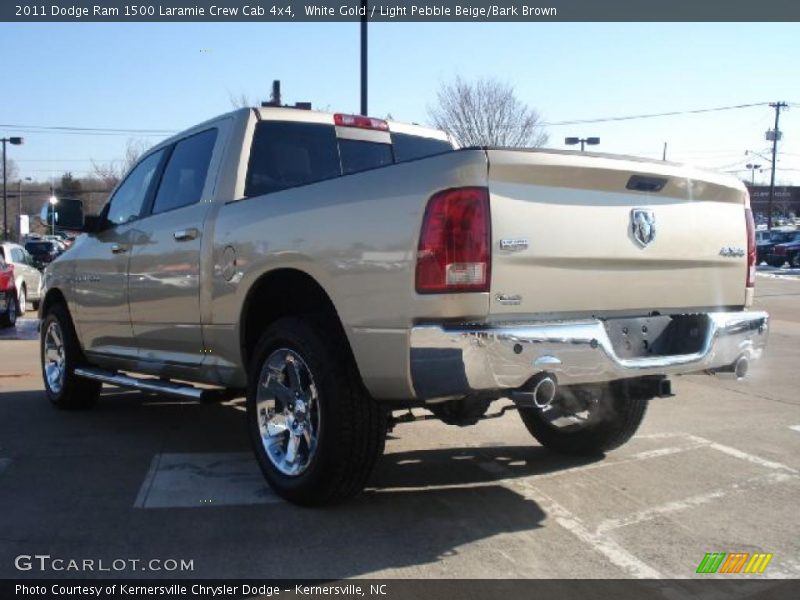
127 127 221 366
486 150 750 317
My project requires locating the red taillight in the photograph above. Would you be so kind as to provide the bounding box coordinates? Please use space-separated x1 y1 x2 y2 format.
333 113 389 131
745 207 756 288
416 187 491 294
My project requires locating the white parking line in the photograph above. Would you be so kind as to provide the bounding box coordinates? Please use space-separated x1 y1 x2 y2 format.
683 434 799 474
478 461 665 579
478 432 800 580
596 471 796 533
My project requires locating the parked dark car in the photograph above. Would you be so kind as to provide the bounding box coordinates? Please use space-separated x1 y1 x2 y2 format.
767 231 800 267
24 240 62 270
757 229 796 264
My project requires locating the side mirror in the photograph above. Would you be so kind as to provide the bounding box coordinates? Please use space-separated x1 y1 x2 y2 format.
39 198 86 231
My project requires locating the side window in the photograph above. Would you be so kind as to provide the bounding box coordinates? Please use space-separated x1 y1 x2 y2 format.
391 133 453 163
152 129 217 215
245 122 340 197
11 248 25 263
106 150 164 226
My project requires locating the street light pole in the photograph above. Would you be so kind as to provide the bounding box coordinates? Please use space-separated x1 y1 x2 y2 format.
565 136 600 152
49 194 58 236
745 163 762 186
1 136 24 241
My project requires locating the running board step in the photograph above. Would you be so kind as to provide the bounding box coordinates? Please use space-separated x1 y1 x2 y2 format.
74 367 218 401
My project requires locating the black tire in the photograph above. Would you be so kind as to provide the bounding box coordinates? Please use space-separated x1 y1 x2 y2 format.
518 383 648 456
789 252 800 269
767 257 785 268
16 285 26 316
246 316 386 506
40 303 101 409
0 292 18 328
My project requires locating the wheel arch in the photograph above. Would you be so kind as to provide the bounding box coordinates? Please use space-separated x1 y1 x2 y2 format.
39 287 68 319
239 268 359 381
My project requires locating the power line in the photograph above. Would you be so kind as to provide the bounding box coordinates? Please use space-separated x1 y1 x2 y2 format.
542 102 770 127
0 123 175 137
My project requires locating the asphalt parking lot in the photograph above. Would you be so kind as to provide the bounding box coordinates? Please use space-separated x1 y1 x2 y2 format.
0 272 799 581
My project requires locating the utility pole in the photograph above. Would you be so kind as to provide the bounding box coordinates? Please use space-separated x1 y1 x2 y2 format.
766 101 787 229
360 0 368 115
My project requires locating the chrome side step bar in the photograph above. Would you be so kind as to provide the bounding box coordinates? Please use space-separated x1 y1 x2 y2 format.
74 367 208 400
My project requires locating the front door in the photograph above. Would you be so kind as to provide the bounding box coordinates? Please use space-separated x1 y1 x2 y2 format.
72 148 166 359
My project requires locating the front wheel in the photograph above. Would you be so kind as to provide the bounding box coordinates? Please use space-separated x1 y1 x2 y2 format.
518 382 648 456
246 317 386 506
40 303 101 409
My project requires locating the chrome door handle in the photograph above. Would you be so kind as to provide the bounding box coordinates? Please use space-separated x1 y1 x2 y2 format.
110 244 128 254
173 228 199 242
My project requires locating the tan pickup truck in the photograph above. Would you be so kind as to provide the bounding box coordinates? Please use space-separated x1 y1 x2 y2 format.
39 106 768 505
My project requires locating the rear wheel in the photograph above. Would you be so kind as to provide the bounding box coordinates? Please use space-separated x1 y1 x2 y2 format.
0 292 17 328
789 252 800 268
518 382 648 456
246 317 386 506
40 303 101 409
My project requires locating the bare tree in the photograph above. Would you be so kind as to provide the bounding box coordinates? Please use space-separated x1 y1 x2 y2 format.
91 138 150 188
1 157 19 183
229 92 255 108
428 77 548 148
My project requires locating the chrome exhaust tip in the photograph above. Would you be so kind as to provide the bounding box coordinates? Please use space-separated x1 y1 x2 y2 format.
532 376 557 408
510 373 559 409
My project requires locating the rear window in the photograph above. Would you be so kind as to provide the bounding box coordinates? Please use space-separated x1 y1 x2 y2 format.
391 132 452 162
244 121 453 197
245 122 340 197
339 139 393 175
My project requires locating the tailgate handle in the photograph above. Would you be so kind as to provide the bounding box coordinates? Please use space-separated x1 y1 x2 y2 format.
626 175 667 192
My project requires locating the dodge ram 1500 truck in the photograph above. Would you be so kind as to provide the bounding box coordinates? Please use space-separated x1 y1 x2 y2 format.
39 106 768 505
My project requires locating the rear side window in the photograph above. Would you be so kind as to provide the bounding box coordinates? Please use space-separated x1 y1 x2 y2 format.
391 133 452 163
339 140 393 175
152 129 217 215
245 122 340 197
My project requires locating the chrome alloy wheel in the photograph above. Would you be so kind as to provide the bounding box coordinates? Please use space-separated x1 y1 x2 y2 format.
43 320 66 395
256 348 320 477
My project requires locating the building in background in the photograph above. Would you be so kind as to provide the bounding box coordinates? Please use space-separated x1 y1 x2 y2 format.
745 185 800 225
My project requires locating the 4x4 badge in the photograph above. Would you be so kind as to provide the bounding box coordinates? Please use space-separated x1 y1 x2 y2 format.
631 208 656 247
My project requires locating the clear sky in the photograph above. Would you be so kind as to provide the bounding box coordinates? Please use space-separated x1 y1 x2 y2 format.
1 22 799 184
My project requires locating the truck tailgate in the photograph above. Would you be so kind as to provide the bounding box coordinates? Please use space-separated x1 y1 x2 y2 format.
487 149 749 316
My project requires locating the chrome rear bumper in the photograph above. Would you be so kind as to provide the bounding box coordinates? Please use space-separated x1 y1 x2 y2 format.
409 311 768 400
